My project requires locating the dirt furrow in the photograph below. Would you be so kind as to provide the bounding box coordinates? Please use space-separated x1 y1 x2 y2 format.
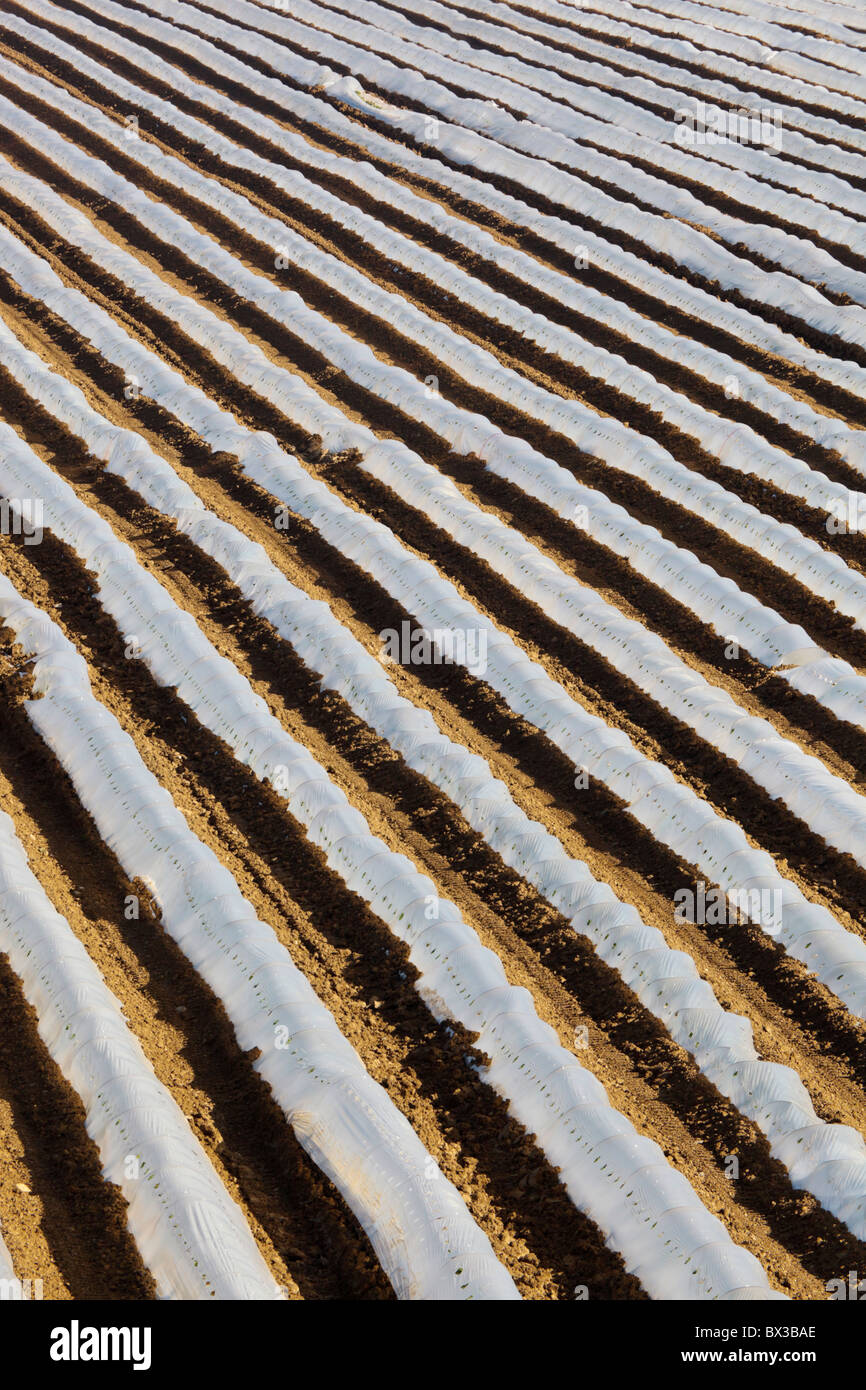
0 632 407 1303
19 0 866 424
0 475 644 1300
2 31 861 503
2 165 864 940
501 1 866 133
5 88 864 635
364 0 866 194
163 0 866 285
0 671 159 1300
2 306 866 1297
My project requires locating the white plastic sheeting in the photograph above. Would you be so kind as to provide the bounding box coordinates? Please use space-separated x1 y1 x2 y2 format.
7 27 866 496
624 0 866 55
0 549 516 1305
220 0 866 312
0 801 283 1300
253 469 866 1025
70 0 866 407
320 0 866 224
410 0 866 195
553 0 866 96
4 239 866 1246
0 431 784 1301
561 0 866 74
80 0 866 343
357 442 866 858
712 0 866 40
708 0 866 39
9 90 866 650
5 222 866 1245
0 218 845 694
2 153 864 1021
513 0 866 128
10 107 866 843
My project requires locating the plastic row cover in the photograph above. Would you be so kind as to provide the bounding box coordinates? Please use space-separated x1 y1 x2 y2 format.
90 212 866 1031
18 43 861 656
222 0 866 316
554 0 866 96
11 108 866 771
15 110 866 757
73 0 866 408
4 249 865 1246
0 480 517 1302
324 480 866 1018
5 143 865 1017
620 0 866 84
713 0 866 40
621 0 866 58
16 34 866 537
14 35 864 502
487 0 866 171
519 0 866 129
10 101 866 657
0 800 282 1299
87 0 866 339
714 0 866 38
29 0 866 469
303 450 866 1017
5 149 864 1020
0 428 781 1301
570 0 866 72
415 0 866 201
325 0 866 251
355 439 866 860
0 211 844 698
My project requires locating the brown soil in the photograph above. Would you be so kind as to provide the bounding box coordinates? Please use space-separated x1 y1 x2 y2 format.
0 0 865 1301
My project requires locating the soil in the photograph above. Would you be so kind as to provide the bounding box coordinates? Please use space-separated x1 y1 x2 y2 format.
0 0 865 1301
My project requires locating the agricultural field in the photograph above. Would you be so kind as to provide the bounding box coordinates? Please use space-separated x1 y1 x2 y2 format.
0 0 866 1311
